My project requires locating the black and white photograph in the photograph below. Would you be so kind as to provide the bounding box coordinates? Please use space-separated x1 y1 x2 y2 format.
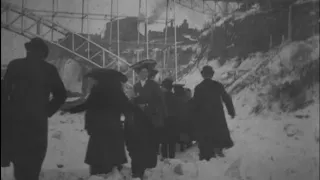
1 0 319 179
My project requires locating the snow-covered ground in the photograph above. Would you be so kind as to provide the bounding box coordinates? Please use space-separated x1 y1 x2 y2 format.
1 100 318 180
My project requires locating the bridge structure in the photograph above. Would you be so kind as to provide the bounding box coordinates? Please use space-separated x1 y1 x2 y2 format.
1 0 244 86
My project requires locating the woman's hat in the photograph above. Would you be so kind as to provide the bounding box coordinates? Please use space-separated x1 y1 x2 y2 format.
130 59 157 72
84 68 128 83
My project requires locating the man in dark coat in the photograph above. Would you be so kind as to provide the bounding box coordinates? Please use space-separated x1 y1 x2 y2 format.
1 37 67 180
160 78 179 159
61 69 130 177
192 65 235 161
126 65 167 179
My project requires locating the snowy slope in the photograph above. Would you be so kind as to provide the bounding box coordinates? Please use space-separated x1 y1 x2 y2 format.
1 37 319 180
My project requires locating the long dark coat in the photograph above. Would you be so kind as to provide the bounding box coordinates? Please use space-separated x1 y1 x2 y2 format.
192 79 235 149
1 58 67 166
124 105 158 170
162 91 179 144
173 92 194 143
66 83 130 167
133 79 167 128
1 79 11 167
125 79 167 169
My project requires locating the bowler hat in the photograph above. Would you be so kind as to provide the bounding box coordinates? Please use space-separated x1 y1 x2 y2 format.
161 78 174 90
201 65 214 75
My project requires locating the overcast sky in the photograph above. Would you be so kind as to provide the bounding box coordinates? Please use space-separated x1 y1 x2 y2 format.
1 0 211 63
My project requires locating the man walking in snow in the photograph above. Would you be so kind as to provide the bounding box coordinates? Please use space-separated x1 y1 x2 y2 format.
192 65 235 161
1 37 67 180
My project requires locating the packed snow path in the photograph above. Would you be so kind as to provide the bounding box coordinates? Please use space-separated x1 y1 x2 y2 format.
2 102 318 180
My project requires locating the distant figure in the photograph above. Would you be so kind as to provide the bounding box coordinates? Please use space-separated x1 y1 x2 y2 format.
173 84 192 152
1 38 67 180
61 69 130 178
126 65 167 180
160 78 179 159
192 65 235 160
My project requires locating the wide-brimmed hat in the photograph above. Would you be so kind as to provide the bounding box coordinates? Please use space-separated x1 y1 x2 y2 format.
130 59 157 73
24 37 49 58
84 68 128 83
201 65 215 75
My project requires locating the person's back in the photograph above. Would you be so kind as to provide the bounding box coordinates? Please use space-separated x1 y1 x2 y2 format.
194 79 226 117
2 38 67 180
6 58 64 125
192 65 235 160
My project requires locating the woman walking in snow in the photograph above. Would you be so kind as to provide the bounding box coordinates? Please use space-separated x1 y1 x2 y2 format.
61 69 132 179
125 59 167 180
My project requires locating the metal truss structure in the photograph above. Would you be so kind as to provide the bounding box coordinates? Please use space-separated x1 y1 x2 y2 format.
174 0 242 16
174 0 218 15
1 0 245 84
1 1 133 86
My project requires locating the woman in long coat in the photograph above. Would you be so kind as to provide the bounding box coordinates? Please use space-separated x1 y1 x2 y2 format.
125 61 167 180
62 69 131 176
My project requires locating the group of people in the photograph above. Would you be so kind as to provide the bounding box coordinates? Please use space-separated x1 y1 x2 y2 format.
1 37 236 180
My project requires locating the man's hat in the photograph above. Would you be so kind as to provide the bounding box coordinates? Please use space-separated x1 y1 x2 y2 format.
24 37 49 57
201 65 214 75
161 78 174 89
